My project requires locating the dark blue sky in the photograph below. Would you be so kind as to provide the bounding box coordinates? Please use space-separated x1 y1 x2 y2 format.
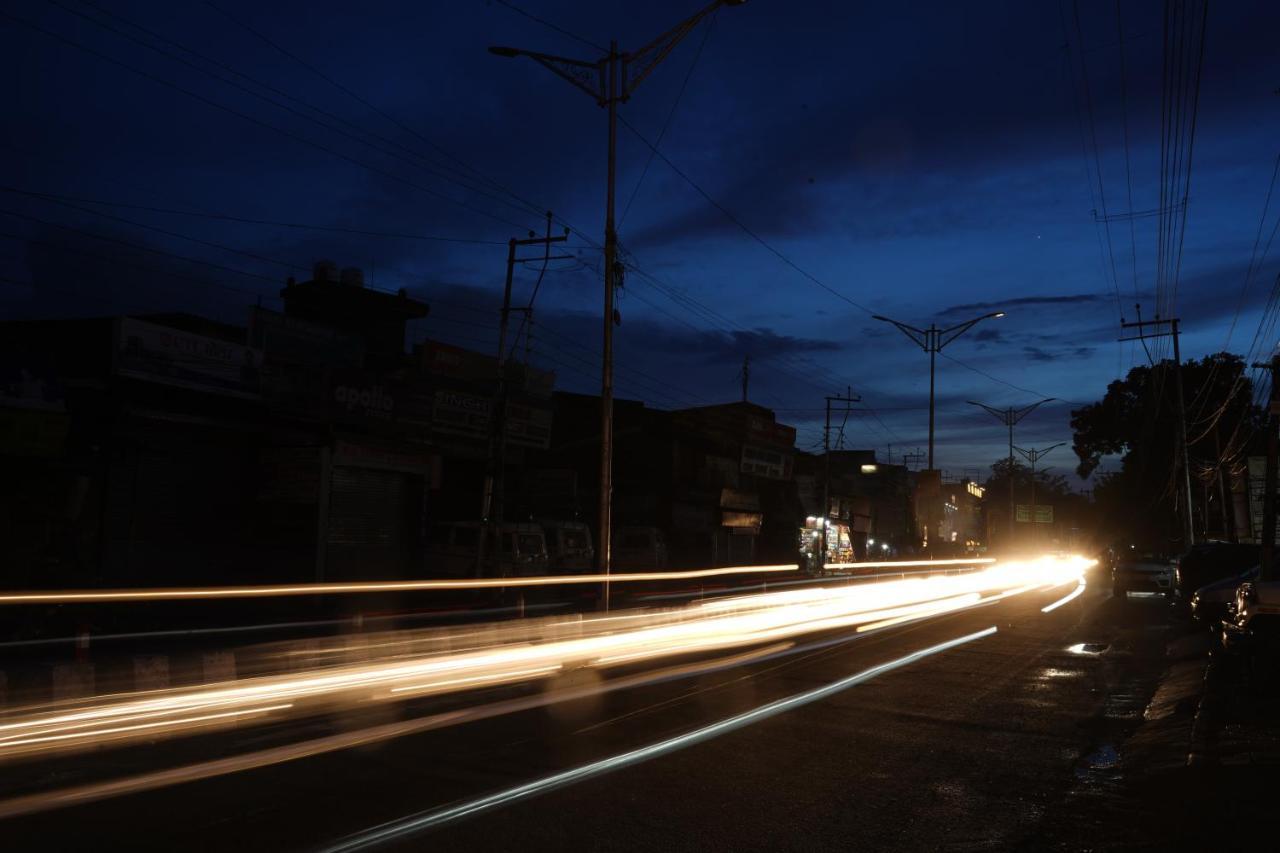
4 1 1279 481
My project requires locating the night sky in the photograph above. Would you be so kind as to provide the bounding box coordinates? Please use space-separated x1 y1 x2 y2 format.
4 1 1279 483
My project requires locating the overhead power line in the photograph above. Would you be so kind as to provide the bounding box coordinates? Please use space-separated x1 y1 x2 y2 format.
619 9 718 226
615 114 875 317
492 0 607 54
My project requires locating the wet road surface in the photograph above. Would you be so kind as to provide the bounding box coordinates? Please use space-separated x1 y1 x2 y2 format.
4 578 1175 851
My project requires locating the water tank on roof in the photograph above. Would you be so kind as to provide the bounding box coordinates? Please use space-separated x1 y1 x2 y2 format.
340 267 365 288
313 260 338 283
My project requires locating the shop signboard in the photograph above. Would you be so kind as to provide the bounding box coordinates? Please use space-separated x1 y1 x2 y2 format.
431 390 551 449
421 339 496 383
115 318 261 398
721 510 763 531
432 389 490 440
1247 457 1280 543
1015 504 1054 523
741 443 792 480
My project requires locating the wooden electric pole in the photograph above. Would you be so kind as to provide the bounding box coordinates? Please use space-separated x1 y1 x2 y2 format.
821 390 860 574
1120 313 1194 549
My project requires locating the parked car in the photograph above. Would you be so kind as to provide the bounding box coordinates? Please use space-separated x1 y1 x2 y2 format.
1222 581 1280 655
426 521 549 577
1112 551 1174 597
612 526 669 571
1175 541 1260 599
1190 565 1259 628
540 520 594 572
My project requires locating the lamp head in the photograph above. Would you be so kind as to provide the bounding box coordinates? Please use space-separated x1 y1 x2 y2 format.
488 46 521 58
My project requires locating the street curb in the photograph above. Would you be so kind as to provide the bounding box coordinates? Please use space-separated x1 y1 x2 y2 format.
1120 631 1212 777
1185 654 1220 768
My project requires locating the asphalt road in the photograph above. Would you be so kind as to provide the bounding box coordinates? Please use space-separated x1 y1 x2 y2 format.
4 575 1174 851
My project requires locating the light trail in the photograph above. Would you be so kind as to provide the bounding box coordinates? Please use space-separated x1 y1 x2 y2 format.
825 558 995 570
322 626 1000 852
0 564 803 604
0 559 999 606
0 639 803 821
0 555 1098 820
1041 578 1088 613
0 556 1091 764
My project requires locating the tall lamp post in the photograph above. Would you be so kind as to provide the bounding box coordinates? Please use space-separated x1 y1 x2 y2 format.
490 0 746 610
967 399 1056 548
872 311 1005 471
1014 443 1065 543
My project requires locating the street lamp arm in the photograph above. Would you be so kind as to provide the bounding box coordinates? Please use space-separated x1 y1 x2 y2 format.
871 315 928 350
488 45 606 102
966 400 1009 422
1010 397 1056 423
624 0 734 96
938 311 1004 350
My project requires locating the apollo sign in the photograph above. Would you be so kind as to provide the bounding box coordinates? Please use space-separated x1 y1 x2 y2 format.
333 383 394 416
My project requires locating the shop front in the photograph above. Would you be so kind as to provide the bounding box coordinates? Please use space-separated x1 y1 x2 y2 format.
798 515 852 572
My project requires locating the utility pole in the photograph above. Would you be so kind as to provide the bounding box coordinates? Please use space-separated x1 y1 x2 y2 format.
480 212 570 578
1013 443 1065 546
821 390 861 574
1254 356 1279 580
903 448 926 471
967 399 1055 550
490 0 746 610
1120 312 1194 548
873 310 1005 470
740 354 750 402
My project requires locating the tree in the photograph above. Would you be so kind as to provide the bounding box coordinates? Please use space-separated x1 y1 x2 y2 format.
984 458 1094 549
1070 352 1264 548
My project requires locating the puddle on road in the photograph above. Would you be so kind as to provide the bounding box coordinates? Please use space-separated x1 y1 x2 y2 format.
1105 689 1148 721
1066 643 1109 655
1038 667 1085 680
1074 743 1122 783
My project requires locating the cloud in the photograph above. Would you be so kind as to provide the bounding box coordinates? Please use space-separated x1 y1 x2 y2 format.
1023 346 1057 363
939 293 1105 316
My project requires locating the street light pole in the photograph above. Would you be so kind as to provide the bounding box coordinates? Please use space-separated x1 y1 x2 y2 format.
489 1 744 610
1014 443 1065 544
872 312 1005 471
967 399 1056 549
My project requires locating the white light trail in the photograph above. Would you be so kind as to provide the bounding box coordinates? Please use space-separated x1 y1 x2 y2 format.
1041 578 1087 613
0 558 1002 606
323 627 999 852
0 565 803 605
0 556 1093 763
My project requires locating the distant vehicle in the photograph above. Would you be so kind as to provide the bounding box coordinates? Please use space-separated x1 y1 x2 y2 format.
1222 581 1280 655
1175 541 1260 599
540 520 594 572
1190 565 1259 628
426 521 549 577
612 526 669 571
1112 551 1174 597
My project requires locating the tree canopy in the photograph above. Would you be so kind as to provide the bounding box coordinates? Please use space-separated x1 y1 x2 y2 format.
1069 352 1264 548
